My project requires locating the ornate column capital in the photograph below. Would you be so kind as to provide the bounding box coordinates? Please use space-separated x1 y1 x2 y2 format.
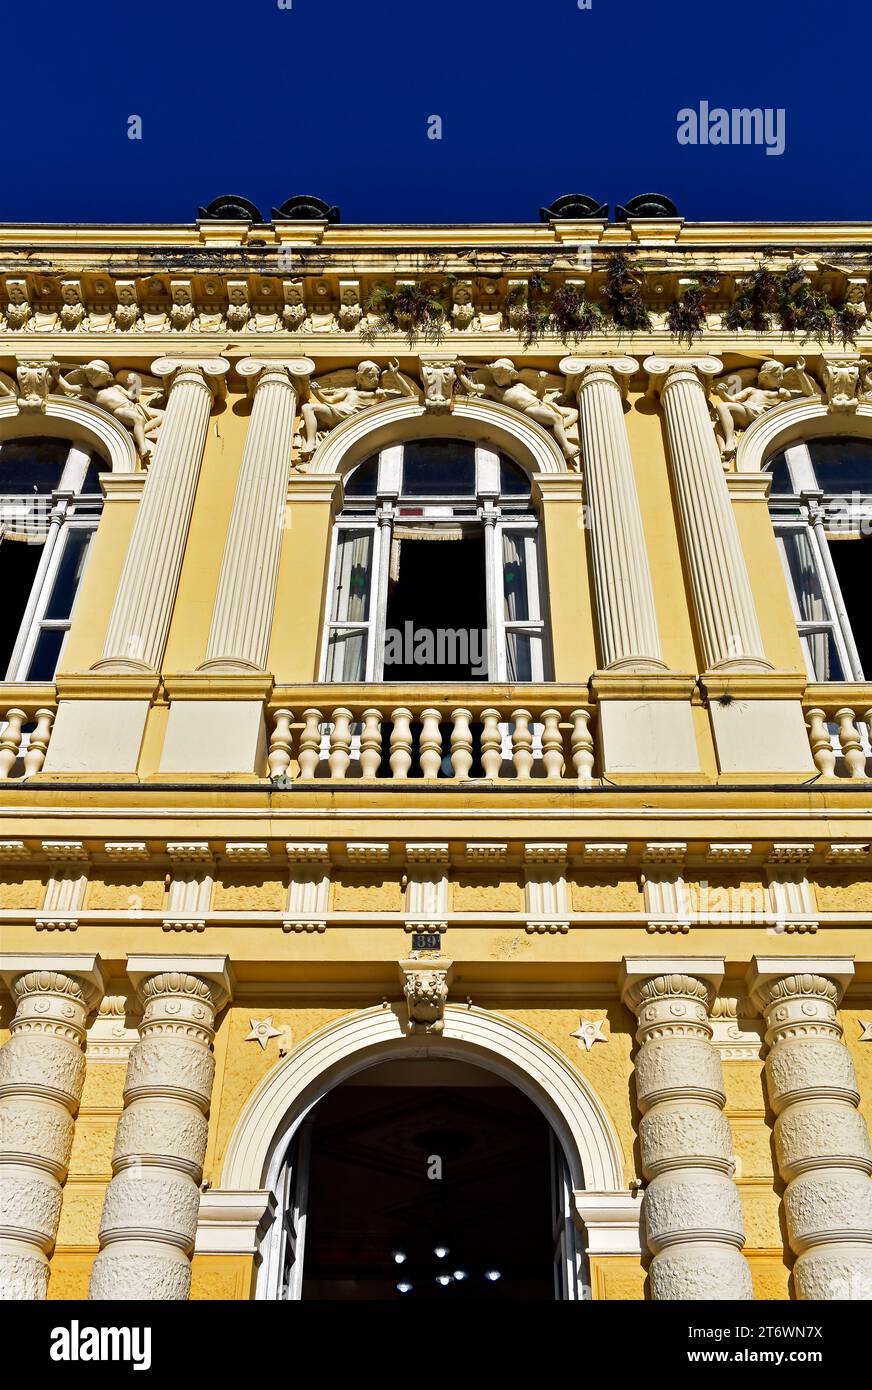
560 355 638 397
150 356 230 399
746 955 853 1032
0 953 106 1018
619 955 725 1017
126 954 234 1016
643 355 723 395
235 356 315 396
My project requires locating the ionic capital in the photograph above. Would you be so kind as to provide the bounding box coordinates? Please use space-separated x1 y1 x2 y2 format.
560 355 638 397
643 355 723 396
150 356 230 399
236 356 315 396
0 954 106 1027
126 956 233 1040
746 956 853 1043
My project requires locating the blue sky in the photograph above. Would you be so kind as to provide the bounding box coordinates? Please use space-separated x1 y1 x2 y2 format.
2 0 859 225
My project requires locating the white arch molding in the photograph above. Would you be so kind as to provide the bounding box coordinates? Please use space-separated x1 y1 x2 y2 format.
220 1004 624 1196
209 1005 629 1298
0 394 138 472
307 395 569 481
736 397 872 473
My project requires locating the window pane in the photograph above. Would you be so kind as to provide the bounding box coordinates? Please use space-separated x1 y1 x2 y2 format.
505 631 543 681
44 530 92 620
766 450 794 494
344 455 379 498
331 530 373 623
325 628 367 681
502 530 540 622
776 530 829 624
499 455 530 496
401 439 475 496
25 627 66 682
808 437 872 494
0 437 68 493
800 630 845 683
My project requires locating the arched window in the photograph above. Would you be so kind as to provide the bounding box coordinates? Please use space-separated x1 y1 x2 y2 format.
766 436 872 681
322 439 548 681
0 435 104 680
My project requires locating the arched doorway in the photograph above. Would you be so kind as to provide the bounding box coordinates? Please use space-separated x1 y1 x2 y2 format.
215 1006 630 1298
268 1057 579 1301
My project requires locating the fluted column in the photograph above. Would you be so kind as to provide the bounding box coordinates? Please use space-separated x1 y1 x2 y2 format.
561 356 664 670
95 358 230 673
621 958 753 1300
644 356 768 672
201 357 314 672
0 955 104 1299
748 957 872 1299
89 956 232 1301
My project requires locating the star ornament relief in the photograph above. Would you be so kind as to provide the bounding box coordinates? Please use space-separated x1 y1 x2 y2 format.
571 1017 608 1052
859 1020 872 1042
245 1015 283 1050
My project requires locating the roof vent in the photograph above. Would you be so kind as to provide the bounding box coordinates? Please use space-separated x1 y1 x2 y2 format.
614 193 679 221
271 195 341 223
197 194 264 222
539 193 607 221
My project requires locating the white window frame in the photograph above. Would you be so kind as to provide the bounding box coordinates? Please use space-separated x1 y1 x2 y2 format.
1 441 102 682
321 441 548 682
768 438 872 682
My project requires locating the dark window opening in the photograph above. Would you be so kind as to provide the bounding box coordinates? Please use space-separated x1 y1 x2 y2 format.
402 439 476 496
0 540 43 675
383 535 488 681
299 1072 556 1301
828 532 872 677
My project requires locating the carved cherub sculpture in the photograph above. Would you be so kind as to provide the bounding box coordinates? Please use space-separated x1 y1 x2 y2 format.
472 358 579 461
57 361 165 460
299 359 418 459
713 358 818 455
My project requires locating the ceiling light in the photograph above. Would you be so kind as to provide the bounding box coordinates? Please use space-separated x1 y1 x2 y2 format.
453 1270 468 1281
436 1274 452 1285
396 1282 413 1294
392 1251 407 1264
485 1270 501 1282
434 1246 449 1258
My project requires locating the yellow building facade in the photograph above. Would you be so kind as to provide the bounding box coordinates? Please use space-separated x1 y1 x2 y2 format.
1 202 872 1302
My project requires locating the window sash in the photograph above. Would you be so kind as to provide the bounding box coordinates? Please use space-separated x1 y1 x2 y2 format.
773 518 856 681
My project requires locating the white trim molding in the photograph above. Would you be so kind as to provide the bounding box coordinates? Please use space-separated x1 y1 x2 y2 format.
736 398 872 474
219 1003 625 1194
307 395 568 480
0 395 138 473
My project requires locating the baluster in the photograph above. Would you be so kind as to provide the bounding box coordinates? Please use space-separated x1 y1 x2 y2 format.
389 707 413 779
450 708 473 780
510 709 534 780
806 707 836 778
23 707 55 778
328 707 353 779
0 708 26 779
419 708 443 779
360 707 383 778
540 708 565 781
298 708 323 780
836 707 867 779
570 708 594 784
480 708 502 780
267 708 294 781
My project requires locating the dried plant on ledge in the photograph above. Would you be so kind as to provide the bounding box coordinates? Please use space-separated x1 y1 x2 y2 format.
722 267 779 333
602 251 652 333
363 279 455 346
666 283 709 346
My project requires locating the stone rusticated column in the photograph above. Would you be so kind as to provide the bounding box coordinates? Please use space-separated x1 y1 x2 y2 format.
644 356 768 672
89 956 232 1301
561 356 664 670
621 958 753 1300
95 358 230 673
201 357 315 672
0 955 104 1299
748 958 872 1299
